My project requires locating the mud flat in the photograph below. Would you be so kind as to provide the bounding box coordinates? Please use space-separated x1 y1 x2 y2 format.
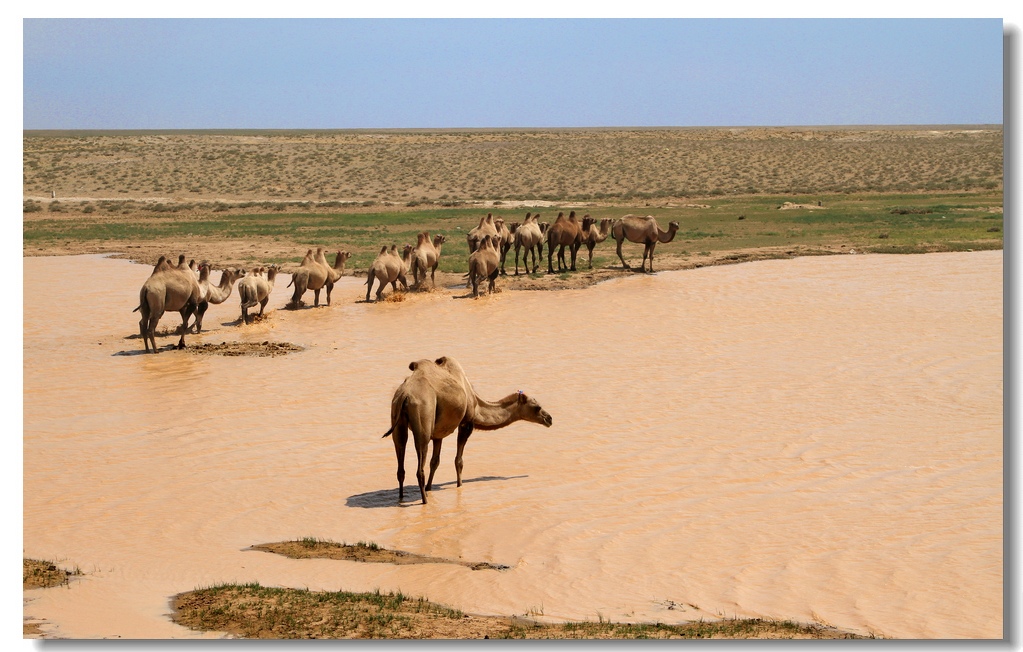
23 250 1002 639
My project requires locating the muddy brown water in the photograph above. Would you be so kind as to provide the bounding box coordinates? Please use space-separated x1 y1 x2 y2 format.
23 251 1002 639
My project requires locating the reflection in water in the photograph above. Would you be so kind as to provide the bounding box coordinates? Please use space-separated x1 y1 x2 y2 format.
23 252 1002 639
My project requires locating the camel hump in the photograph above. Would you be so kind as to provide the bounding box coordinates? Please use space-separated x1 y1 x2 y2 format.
380 245 388 254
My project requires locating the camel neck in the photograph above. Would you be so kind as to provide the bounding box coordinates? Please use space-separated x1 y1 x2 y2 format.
473 394 523 430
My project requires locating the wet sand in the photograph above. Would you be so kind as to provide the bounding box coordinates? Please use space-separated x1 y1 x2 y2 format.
22 251 1002 639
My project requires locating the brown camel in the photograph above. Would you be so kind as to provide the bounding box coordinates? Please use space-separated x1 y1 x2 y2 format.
611 214 681 273
238 266 279 324
580 216 614 269
467 234 500 298
135 254 202 353
365 244 412 302
466 213 498 253
513 212 544 275
287 248 331 308
190 264 244 333
410 232 447 290
382 355 553 504
546 210 584 274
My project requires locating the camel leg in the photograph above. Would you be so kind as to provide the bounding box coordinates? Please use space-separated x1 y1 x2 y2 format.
454 422 474 487
392 420 408 503
325 281 334 306
313 288 321 307
177 310 190 349
547 241 556 274
488 269 498 295
139 311 151 353
259 298 268 317
643 243 654 273
471 271 479 298
514 244 521 276
587 244 595 269
648 243 656 273
426 438 443 491
192 301 208 333
569 243 579 271
616 238 630 270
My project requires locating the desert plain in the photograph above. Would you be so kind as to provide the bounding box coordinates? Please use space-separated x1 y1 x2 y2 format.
22 127 1003 639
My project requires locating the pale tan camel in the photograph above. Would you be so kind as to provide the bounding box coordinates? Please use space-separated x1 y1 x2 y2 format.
238 266 279 324
467 234 500 298
382 355 553 504
513 212 544 275
135 254 202 353
365 244 412 302
611 214 681 273
287 248 330 308
493 217 515 275
466 213 498 253
411 232 447 290
546 210 584 274
580 216 614 269
190 264 244 333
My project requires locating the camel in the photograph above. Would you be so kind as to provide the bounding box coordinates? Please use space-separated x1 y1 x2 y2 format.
492 217 515 275
467 234 500 298
365 244 412 302
580 216 614 269
382 356 553 504
513 212 544 275
611 214 681 273
410 232 447 290
546 210 584 274
135 254 202 353
190 264 244 333
287 248 330 308
238 265 279 324
466 213 498 253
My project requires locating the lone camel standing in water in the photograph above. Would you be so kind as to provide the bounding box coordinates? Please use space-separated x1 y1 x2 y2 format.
382 356 553 504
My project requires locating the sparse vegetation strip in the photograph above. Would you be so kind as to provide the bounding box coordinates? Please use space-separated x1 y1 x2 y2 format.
251 538 509 570
171 582 867 639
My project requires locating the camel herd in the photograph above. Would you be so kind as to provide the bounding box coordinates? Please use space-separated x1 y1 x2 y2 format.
132 212 679 502
134 212 680 352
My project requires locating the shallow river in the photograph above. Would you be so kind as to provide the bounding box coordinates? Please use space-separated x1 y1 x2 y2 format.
23 251 1002 639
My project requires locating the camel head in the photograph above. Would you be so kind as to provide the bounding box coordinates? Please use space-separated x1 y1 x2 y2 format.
433 234 447 247
517 391 553 428
509 222 520 233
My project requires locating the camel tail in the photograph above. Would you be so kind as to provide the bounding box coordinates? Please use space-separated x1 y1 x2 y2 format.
134 286 147 312
382 396 408 437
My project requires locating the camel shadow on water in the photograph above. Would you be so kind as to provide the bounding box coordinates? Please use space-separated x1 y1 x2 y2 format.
346 475 528 509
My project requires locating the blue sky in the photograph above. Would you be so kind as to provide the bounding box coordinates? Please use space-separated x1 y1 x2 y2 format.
21 18 1006 129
